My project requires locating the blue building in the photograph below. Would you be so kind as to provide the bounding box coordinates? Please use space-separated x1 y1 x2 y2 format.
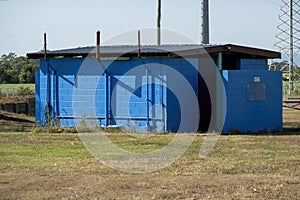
27 44 282 133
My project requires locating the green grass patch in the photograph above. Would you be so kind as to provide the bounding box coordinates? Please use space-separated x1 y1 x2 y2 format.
0 84 35 90
0 132 91 166
0 84 35 96
104 132 176 153
0 132 299 177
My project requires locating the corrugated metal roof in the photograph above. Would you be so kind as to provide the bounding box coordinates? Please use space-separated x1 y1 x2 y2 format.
28 44 215 57
27 44 281 59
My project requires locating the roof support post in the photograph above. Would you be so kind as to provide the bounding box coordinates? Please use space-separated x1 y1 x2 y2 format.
96 31 100 61
43 32 53 126
138 30 141 58
44 33 47 60
202 0 209 44
217 52 222 70
216 52 224 132
105 74 110 127
157 0 161 46
146 67 150 128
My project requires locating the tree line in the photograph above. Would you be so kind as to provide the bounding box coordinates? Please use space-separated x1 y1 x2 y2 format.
0 53 39 84
270 61 300 81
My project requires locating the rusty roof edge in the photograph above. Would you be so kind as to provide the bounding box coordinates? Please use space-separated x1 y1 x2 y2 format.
27 44 281 59
220 44 281 59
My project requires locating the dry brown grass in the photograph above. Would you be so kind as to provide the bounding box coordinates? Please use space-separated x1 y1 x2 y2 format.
0 104 299 199
283 105 300 130
0 133 299 199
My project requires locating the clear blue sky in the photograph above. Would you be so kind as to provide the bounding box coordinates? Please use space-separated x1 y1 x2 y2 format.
0 0 282 57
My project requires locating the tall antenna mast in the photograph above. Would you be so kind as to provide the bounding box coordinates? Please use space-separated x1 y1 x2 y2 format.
274 0 300 95
202 0 209 44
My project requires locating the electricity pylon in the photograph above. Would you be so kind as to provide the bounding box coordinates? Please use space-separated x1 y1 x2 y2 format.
274 0 300 95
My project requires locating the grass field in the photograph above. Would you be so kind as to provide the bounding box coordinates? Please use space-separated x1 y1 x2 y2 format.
0 83 35 91
0 133 299 199
0 105 299 199
283 106 300 130
0 84 35 98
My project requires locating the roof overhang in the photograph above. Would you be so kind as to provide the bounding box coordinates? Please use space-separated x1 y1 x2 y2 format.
27 44 281 60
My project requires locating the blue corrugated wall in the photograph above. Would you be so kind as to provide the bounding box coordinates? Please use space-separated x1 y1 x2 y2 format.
37 58 198 132
237 59 268 70
36 57 282 133
35 71 41 125
222 68 282 132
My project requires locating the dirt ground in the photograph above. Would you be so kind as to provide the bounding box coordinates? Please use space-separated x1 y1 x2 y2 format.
1 163 299 200
0 110 35 132
0 96 35 105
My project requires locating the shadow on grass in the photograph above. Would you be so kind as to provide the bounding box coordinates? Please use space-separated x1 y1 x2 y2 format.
222 127 300 136
0 114 34 123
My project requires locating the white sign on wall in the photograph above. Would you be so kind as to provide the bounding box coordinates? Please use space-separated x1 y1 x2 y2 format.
254 77 261 83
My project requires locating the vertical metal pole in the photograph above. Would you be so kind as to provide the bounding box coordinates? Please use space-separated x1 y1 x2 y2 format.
138 30 141 58
96 31 100 61
55 71 59 117
44 33 51 126
217 52 222 70
289 0 294 95
44 33 49 104
217 52 223 132
44 33 47 60
105 74 110 127
161 67 166 132
96 31 109 127
157 0 161 46
202 0 209 44
52 69 56 121
46 65 51 125
146 68 150 127
138 29 150 128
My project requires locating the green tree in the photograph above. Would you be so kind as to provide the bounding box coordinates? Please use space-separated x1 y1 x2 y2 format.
269 61 288 71
0 65 8 83
19 63 38 83
6 68 19 83
293 66 300 81
0 53 17 68
0 53 39 84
